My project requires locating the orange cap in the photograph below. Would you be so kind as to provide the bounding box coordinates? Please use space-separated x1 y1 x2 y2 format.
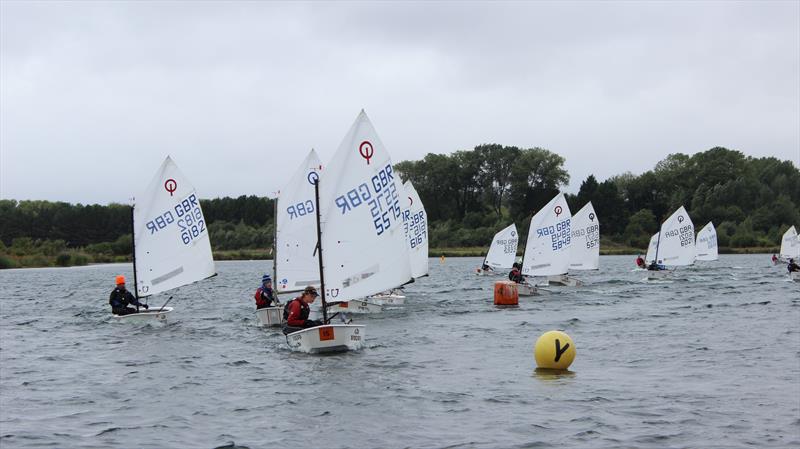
115 275 126 285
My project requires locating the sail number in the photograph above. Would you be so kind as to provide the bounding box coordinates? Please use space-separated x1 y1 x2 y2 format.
144 193 208 246
536 218 571 251
334 164 401 236
664 224 694 247
495 238 518 254
403 210 427 248
572 224 600 249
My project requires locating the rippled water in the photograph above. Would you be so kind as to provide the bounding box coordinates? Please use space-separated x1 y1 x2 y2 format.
1 255 798 448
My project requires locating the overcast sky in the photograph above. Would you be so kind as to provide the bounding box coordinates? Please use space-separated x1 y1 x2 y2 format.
1 1 798 204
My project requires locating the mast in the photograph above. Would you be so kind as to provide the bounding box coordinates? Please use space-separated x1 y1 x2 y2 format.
272 194 278 295
653 227 662 267
313 179 329 324
130 205 140 304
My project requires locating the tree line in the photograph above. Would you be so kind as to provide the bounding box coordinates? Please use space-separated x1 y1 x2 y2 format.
1 145 798 268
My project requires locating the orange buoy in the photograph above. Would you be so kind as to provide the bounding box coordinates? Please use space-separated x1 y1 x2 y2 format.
494 280 519 306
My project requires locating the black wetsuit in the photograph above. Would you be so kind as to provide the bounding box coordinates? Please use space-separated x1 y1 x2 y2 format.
109 287 145 315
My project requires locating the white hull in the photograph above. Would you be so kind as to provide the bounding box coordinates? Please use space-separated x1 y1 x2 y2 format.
475 268 503 277
112 307 173 322
790 271 800 282
368 293 405 306
285 324 365 353
646 270 672 280
517 283 538 296
254 307 283 327
326 299 383 314
547 274 583 287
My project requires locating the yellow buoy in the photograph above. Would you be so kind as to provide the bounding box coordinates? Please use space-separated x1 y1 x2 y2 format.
534 330 575 370
440 255 445 264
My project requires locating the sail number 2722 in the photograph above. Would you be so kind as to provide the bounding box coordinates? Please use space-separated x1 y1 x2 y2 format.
144 193 208 246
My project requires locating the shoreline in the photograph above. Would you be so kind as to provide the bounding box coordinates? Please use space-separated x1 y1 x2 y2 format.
0 246 782 269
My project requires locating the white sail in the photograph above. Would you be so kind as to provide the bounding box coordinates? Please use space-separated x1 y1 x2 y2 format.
569 202 600 270
276 150 323 293
319 110 413 301
521 193 572 276
133 156 216 297
403 180 429 278
483 223 519 270
695 221 718 261
656 206 695 266
645 233 659 264
779 226 800 260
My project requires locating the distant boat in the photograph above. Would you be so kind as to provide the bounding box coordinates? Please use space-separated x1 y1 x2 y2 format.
520 193 574 292
476 223 518 276
113 156 216 322
647 206 695 280
256 149 323 327
695 222 719 262
564 201 600 283
779 226 800 263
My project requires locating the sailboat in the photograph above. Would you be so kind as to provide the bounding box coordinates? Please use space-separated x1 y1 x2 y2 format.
520 193 573 294
559 201 600 285
476 224 518 276
695 222 719 262
369 180 429 305
779 226 800 263
112 156 216 322
284 110 412 353
646 206 695 280
255 150 323 327
644 232 659 268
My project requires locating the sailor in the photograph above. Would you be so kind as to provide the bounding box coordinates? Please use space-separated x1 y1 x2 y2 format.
283 286 322 329
254 274 278 309
647 260 665 271
635 255 646 268
772 254 779 265
109 275 147 315
788 259 800 273
481 262 492 273
508 262 525 283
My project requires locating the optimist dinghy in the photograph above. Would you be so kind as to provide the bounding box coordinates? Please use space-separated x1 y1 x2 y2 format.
284 110 413 353
521 193 576 289
255 150 325 327
695 222 719 262
476 224 519 276
112 157 216 323
646 206 695 280
779 226 800 263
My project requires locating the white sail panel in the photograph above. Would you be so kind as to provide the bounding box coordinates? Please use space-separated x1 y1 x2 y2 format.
780 226 800 260
695 221 718 261
319 110 413 301
657 206 695 266
521 193 572 276
276 150 323 293
403 180 429 278
484 223 518 270
133 156 216 297
569 202 600 270
645 233 659 264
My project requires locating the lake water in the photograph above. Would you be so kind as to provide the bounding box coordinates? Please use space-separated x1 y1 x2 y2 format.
0 255 798 448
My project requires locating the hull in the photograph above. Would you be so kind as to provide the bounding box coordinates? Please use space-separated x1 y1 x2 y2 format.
547 274 583 287
285 324 366 353
326 299 383 314
475 268 503 277
646 270 672 280
517 283 538 296
791 271 800 282
368 289 406 305
254 307 283 327
112 307 173 322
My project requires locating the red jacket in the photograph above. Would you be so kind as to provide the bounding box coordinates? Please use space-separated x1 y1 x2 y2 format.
286 298 310 327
